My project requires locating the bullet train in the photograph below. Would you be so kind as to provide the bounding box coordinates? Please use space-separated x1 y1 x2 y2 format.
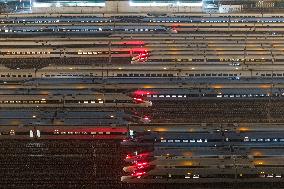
0 47 149 61
0 25 169 34
0 93 152 108
0 65 284 80
3 13 284 25
122 167 284 183
0 125 128 140
122 131 284 148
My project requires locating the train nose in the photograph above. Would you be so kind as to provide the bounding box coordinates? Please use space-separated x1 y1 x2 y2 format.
146 101 152 107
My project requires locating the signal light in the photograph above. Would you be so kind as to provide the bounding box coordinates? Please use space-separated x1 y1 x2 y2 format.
131 172 146 177
136 162 147 166
144 116 149 120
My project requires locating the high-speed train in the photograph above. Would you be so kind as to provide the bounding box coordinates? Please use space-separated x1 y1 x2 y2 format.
0 93 152 108
0 47 149 63
122 130 284 148
3 13 284 25
0 64 284 80
122 167 284 183
0 25 169 34
0 125 129 140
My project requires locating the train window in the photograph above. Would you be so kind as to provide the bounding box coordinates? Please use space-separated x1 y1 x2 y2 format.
18 75 21 77
201 74 205 76
151 74 156 77
1 75 4 77
12 75 16 77
23 75 26 77
28 75 32 77
266 74 271 76
157 74 162 77
195 74 200 76
212 74 217 76
218 74 222 76
168 74 174 77
223 74 228 76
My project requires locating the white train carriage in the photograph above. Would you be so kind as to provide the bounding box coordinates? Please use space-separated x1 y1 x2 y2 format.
64 93 152 108
0 48 60 58
0 94 62 108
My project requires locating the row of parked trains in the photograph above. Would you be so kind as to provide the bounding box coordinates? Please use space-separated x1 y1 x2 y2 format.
121 130 284 183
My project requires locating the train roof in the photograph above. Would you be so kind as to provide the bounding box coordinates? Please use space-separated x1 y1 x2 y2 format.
0 93 133 100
